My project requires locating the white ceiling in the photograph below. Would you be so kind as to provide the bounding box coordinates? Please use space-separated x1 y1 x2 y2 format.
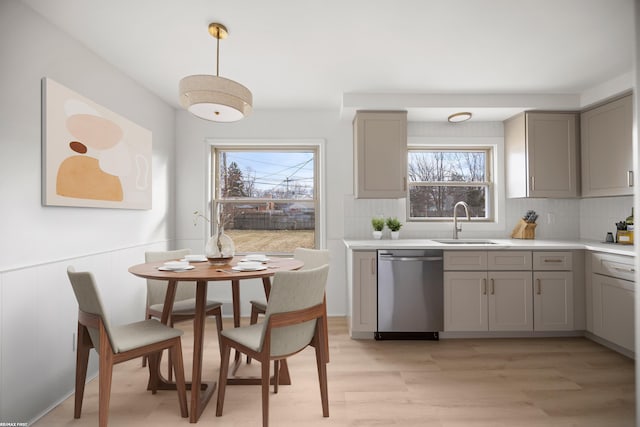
22 0 635 122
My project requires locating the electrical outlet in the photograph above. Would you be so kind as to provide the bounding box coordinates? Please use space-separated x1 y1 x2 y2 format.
547 212 556 224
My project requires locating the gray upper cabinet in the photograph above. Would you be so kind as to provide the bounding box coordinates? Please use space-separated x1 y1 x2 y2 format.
353 111 407 199
504 112 579 198
581 94 633 197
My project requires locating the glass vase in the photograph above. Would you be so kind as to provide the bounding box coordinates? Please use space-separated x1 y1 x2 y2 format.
205 230 235 265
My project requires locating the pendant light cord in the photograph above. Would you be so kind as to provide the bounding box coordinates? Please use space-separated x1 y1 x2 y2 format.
216 28 220 77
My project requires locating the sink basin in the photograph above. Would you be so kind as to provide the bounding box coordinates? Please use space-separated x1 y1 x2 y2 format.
432 239 499 245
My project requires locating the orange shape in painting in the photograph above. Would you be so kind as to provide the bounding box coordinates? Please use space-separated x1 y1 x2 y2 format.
56 155 123 201
66 114 123 150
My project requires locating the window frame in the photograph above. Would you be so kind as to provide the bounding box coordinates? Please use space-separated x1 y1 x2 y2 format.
402 139 506 232
407 145 495 222
207 138 326 254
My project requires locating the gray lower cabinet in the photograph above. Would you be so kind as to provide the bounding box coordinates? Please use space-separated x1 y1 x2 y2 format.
444 251 534 332
444 251 575 333
590 252 635 352
348 250 377 337
532 252 574 331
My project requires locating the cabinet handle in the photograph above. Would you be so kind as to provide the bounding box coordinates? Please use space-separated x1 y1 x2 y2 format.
628 170 634 187
371 258 376 275
482 278 486 295
544 259 563 263
536 278 541 295
613 266 635 273
530 176 535 191
490 278 495 295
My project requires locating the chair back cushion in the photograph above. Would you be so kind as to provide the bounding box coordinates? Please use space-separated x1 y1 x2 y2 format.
145 249 196 305
263 264 329 357
294 247 330 270
66 266 115 352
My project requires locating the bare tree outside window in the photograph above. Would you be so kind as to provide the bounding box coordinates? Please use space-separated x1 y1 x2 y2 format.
408 149 492 220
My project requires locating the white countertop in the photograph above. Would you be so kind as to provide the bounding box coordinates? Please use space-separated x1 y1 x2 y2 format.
343 238 636 256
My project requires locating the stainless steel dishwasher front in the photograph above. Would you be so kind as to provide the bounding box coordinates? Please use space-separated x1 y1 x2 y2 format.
376 249 444 340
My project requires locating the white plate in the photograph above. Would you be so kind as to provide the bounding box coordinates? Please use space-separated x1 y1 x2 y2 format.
241 257 270 262
181 256 208 262
244 254 269 262
157 265 195 271
232 265 268 272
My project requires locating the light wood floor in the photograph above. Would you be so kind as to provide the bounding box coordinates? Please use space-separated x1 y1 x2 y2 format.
36 317 635 426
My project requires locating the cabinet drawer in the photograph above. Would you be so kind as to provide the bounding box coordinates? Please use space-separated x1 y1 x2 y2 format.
592 252 635 281
487 251 532 270
444 251 487 270
533 251 573 270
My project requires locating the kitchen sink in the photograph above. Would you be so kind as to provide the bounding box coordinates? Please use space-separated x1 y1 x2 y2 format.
432 239 499 245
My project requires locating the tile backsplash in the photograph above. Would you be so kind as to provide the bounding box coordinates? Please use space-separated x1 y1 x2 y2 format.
344 194 633 242
579 196 634 241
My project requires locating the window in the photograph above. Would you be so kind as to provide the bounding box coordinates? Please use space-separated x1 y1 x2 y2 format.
407 148 493 221
211 145 319 254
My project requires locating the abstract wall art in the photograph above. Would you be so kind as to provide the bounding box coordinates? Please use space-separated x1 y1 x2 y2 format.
42 77 152 209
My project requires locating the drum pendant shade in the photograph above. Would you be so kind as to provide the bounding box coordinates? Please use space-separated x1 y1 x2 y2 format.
179 23 252 122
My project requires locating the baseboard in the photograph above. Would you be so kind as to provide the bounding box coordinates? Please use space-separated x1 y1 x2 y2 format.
584 331 635 359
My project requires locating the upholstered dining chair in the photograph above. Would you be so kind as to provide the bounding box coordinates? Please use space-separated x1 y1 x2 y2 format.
216 264 330 427
67 266 188 427
247 247 330 363
143 249 224 379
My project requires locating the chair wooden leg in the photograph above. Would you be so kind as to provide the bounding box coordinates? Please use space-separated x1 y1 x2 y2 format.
273 360 280 393
74 324 91 419
167 320 175 382
250 305 259 325
247 306 260 364
167 350 173 382
147 352 160 394
216 341 232 416
315 326 329 417
262 358 271 427
170 340 189 418
98 349 114 427
142 312 152 368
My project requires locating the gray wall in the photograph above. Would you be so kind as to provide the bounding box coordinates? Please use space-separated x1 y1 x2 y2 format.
0 1 176 422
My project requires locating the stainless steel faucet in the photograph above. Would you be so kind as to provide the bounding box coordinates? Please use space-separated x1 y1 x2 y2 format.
453 201 471 239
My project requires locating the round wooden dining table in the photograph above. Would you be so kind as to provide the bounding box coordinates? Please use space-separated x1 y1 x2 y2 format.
129 256 303 423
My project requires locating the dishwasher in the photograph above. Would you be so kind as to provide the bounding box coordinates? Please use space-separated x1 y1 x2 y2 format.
376 249 444 340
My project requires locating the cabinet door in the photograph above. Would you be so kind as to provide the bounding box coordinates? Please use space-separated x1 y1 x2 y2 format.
581 94 633 197
592 273 634 351
504 112 579 198
444 272 488 331
534 271 574 331
527 113 579 198
488 271 533 331
353 111 407 198
351 251 378 333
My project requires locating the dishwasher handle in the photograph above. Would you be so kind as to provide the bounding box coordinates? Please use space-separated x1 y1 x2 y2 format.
378 255 443 262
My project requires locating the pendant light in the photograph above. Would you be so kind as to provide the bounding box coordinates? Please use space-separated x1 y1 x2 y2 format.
179 23 252 122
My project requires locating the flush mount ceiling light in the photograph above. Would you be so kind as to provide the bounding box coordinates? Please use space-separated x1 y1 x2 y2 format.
447 112 472 123
179 23 252 122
